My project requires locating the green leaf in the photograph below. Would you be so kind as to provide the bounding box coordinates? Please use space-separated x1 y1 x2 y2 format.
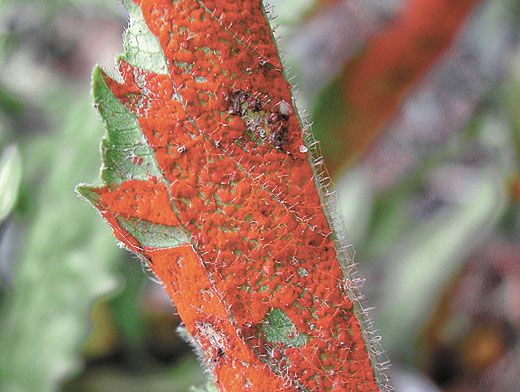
92 67 163 186
0 86 26 119
121 1 168 74
0 95 122 392
376 168 507 361
336 166 375 245
63 354 208 392
0 144 22 223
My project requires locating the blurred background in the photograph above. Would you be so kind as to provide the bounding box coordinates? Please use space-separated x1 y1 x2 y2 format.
1 0 519 391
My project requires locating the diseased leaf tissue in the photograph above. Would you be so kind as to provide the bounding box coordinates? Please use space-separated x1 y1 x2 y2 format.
79 0 386 390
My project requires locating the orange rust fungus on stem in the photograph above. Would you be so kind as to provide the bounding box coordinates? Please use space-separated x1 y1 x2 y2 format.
90 0 382 390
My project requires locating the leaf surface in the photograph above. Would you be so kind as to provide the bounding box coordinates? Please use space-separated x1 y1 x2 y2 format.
80 1 387 390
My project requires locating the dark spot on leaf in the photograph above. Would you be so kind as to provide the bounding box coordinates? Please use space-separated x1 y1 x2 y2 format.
248 95 262 112
228 89 249 116
269 125 288 150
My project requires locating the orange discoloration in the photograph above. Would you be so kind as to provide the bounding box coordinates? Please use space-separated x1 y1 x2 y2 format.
97 181 180 226
150 245 288 391
92 0 381 390
329 0 480 172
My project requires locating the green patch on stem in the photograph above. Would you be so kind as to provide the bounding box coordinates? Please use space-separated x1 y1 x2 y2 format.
117 217 189 249
262 308 307 348
190 383 219 392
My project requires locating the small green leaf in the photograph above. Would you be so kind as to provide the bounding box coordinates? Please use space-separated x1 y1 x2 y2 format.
121 1 168 74
92 67 162 186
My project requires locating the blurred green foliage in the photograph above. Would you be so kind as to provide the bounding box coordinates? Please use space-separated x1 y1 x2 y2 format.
0 145 21 223
0 93 122 392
